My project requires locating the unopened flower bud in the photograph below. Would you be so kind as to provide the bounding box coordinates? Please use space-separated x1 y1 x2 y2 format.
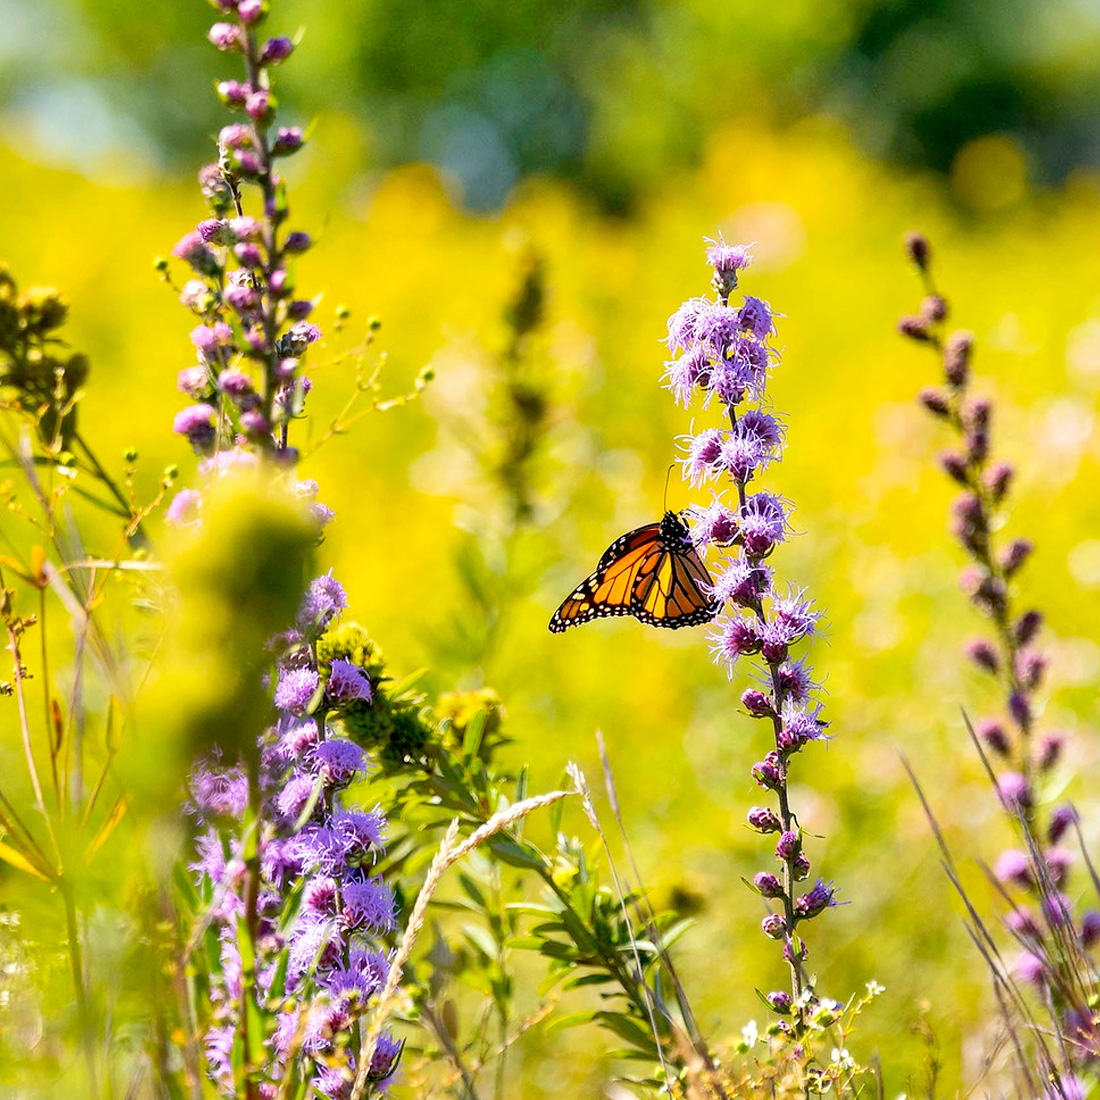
1008 690 1031 729
1018 651 1046 692
921 294 947 323
943 331 973 388
1005 908 1041 939
775 830 800 862
1080 911 1100 948
761 913 786 939
747 806 781 833
284 231 312 254
897 315 930 342
753 872 783 898
765 991 792 1014
1014 610 1042 646
791 852 811 881
262 35 294 63
1000 538 1032 578
246 90 273 122
904 232 930 270
741 688 773 716
978 718 1010 757
752 753 782 790
966 428 989 464
1037 732 1062 772
965 638 998 674
208 22 241 51
963 396 991 432
1048 804 1077 843
237 0 266 25
984 461 1013 502
919 387 950 418
939 451 969 484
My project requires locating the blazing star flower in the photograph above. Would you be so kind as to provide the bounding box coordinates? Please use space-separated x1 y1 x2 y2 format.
664 240 834 1022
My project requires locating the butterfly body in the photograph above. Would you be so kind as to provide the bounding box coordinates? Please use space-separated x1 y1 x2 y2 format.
549 511 720 633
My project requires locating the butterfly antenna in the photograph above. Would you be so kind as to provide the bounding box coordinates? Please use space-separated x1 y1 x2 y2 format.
662 462 675 513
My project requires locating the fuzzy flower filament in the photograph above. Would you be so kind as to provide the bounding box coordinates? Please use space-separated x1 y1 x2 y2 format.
668 239 834 1026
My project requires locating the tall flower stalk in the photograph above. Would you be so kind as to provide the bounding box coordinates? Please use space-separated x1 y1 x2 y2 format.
899 233 1100 1071
664 240 835 1028
167 2 404 1095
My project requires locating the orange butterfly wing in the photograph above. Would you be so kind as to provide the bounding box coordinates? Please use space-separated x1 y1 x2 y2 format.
548 513 719 633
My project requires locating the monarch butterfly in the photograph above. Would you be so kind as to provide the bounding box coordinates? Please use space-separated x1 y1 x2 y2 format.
548 511 720 633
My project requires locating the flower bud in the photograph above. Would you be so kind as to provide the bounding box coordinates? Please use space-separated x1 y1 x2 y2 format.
919 387 950 418
964 638 998 674
939 451 969 484
977 718 1010 757
747 806 781 833
1008 690 1031 729
753 872 784 898
1014 610 1042 646
997 771 1031 812
943 331 973 388
208 22 242 50
284 231 312 254
921 294 947 323
761 913 786 939
897 315 930 342
775 830 800 862
752 753 782 790
791 851 811 881
741 688 773 716
1005 908 1041 939
1037 732 1062 772
1081 911 1100 948
262 36 295 63
984 461 1013 502
1000 538 1032 578
904 232 930 270
1048 804 1077 844
765 991 792 1014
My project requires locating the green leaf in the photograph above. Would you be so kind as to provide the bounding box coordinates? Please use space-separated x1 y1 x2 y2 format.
544 1010 597 1035
461 923 500 960
462 709 487 759
487 836 544 870
594 1011 659 1054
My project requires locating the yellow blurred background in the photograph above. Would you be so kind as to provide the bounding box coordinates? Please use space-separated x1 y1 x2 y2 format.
5 27 1100 1090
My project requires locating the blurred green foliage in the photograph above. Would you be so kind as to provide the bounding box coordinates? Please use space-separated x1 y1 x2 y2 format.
4 17 1100 1091
5 0 1100 209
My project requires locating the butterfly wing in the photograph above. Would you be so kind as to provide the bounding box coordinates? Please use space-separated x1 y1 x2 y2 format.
630 542 719 628
548 523 661 633
630 514 720 629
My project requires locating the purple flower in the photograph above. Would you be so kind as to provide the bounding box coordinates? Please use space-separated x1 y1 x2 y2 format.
775 830 800 861
709 558 772 607
275 667 320 714
753 871 783 898
738 492 788 555
277 773 317 821
326 659 372 705
666 296 711 352
708 615 760 669
331 807 387 859
794 879 836 919
761 913 786 939
775 659 815 705
769 588 820 643
997 771 1031 812
662 344 709 406
173 404 217 448
994 849 1032 887
285 233 313 254
738 295 774 339
299 570 348 629
342 876 396 932
688 498 739 547
705 236 752 283
173 231 219 275
315 739 369 785
681 428 725 485
166 488 202 527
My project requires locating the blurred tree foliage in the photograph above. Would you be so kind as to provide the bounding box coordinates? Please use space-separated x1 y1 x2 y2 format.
4 0 1100 210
